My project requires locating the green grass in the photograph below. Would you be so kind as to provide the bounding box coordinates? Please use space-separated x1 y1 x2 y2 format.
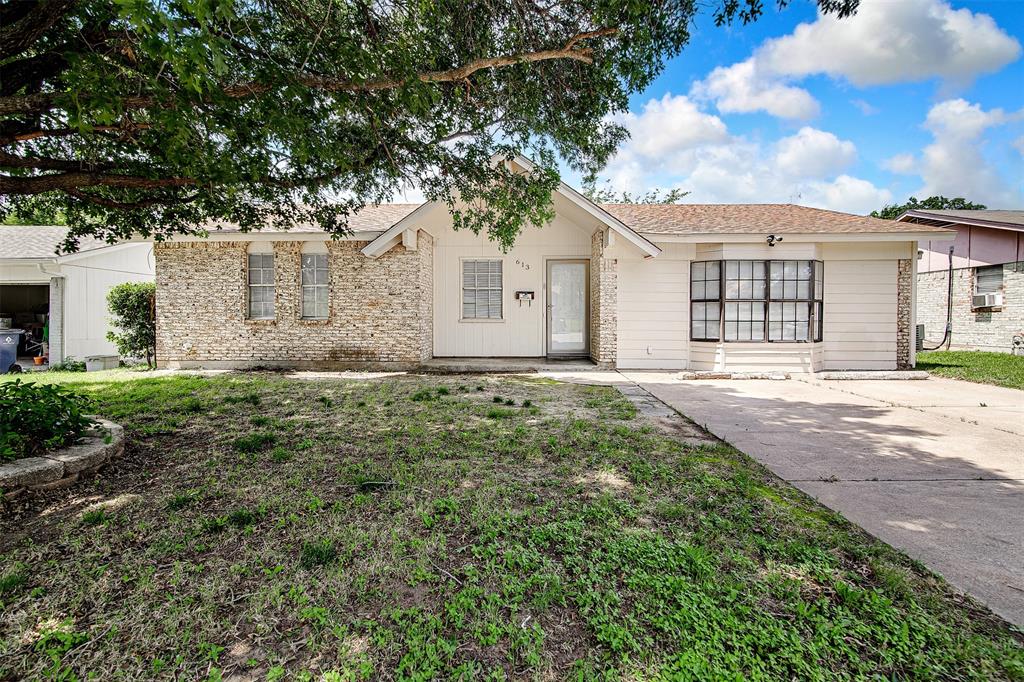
917 350 1024 390
0 371 1020 680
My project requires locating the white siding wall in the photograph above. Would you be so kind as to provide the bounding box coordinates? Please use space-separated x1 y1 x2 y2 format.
432 206 592 357
616 255 690 369
62 243 155 359
822 259 898 370
689 342 821 372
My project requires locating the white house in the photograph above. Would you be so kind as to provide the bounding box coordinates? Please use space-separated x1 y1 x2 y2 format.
153 158 954 372
0 226 155 367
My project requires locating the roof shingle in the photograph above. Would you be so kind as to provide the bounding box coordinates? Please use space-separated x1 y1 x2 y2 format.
599 203 952 235
0 226 111 259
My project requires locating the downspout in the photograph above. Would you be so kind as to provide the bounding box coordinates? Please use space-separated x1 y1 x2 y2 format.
921 245 954 351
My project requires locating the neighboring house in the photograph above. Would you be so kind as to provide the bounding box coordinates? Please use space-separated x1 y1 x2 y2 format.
899 210 1024 354
0 226 155 365
154 157 952 372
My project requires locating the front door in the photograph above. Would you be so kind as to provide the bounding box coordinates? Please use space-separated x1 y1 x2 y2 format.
546 259 589 357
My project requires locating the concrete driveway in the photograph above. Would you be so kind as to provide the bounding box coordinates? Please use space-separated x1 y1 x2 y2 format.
618 372 1024 627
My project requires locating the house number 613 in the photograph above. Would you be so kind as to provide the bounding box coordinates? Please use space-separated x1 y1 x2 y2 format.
515 259 531 270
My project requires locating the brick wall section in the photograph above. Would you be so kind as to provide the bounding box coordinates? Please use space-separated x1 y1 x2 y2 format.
917 262 1024 353
155 237 433 368
897 259 912 369
589 231 617 366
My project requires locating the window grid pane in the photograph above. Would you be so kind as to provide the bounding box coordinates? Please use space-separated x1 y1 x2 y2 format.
248 253 275 319
462 260 502 319
301 254 329 319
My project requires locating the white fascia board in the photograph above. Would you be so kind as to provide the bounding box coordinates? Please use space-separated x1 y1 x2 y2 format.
644 231 957 244
56 241 147 263
362 202 433 258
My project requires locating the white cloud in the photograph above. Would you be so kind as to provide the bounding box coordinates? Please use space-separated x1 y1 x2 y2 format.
613 94 729 158
851 99 879 116
601 100 889 214
692 0 1020 118
774 127 856 179
759 0 1020 87
1013 136 1024 157
916 99 1022 205
883 153 918 174
691 60 819 120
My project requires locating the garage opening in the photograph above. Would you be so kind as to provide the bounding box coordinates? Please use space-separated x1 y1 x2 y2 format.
0 284 50 370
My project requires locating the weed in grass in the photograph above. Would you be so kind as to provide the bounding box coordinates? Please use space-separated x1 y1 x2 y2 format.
231 432 276 453
81 509 108 526
166 492 196 511
436 386 450 396
358 400 367 407
492 396 504 403
522 400 532 408
181 397 204 414
486 408 514 420
476 385 485 391
411 389 434 402
250 415 272 427
270 446 292 463
0 566 28 596
318 395 333 408
296 438 314 450
223 392 260 406
300 539 338 569
226 508 258 528
504 398 515 406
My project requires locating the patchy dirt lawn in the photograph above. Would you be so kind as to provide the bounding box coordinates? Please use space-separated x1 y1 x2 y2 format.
1 371 1021 680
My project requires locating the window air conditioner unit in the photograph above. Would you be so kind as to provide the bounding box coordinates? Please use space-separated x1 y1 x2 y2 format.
972 292 1003 309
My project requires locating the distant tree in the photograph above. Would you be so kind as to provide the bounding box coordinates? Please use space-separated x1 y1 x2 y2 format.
2 208 65 225
0 0 858 252
106 282 156 368
582 180 689 204
871 196 987 220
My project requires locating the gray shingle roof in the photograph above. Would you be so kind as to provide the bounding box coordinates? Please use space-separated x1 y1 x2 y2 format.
898 209 1024 230
0 226 111 259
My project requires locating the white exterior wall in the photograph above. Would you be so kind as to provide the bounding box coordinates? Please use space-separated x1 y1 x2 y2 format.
610 238 912 372
431 202 594 357
60 243 155 358
615 243 692 369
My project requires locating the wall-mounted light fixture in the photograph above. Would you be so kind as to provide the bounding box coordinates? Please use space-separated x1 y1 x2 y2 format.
766 234 783 247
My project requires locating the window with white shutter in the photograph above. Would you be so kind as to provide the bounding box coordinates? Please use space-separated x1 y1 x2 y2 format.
462 259 503 320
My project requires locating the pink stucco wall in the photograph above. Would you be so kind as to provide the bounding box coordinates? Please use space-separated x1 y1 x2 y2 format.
919 225 1023 273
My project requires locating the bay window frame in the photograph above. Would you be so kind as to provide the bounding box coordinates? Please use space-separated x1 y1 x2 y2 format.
690 259 823 343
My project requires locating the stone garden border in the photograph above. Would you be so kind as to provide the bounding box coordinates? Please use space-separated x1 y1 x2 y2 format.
0 418 124 499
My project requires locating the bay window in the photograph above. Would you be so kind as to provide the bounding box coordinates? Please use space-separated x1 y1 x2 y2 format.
690 260 823 342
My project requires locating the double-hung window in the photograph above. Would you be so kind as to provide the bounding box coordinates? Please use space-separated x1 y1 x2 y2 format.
301 254 329 319
247 253 275 319
690 259 823 342
975 265 1003 295
462 259 503 320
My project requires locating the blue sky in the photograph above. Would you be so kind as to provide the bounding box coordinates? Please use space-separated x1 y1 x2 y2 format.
575 0 1024 214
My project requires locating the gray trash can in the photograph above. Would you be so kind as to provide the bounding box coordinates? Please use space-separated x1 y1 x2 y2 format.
0 328 24 374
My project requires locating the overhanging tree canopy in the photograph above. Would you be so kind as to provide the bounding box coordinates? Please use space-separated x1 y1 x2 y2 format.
1 0 857 251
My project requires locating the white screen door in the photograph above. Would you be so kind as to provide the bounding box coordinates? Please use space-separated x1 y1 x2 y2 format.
547 259 589 356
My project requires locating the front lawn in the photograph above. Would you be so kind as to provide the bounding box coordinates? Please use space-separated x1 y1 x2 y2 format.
916 350 1024 390
1 371 1021 679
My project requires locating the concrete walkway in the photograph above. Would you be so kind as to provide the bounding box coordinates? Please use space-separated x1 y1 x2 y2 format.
616 372 1024 627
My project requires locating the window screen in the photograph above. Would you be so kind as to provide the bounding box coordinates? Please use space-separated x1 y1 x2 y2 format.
247 253 275 319
462 260 502 319
975 266 1003 295
301 254 329 319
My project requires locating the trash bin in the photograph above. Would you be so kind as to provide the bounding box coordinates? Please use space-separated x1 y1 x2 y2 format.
0 328 24 374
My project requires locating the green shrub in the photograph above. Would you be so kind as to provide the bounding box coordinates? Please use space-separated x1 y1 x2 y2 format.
0 380 95 461
106 282 156 368
48 357 86 372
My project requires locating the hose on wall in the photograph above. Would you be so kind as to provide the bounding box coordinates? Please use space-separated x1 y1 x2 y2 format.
921 245 955 351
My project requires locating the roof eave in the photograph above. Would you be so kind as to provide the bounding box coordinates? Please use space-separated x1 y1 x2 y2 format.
643 230 956 243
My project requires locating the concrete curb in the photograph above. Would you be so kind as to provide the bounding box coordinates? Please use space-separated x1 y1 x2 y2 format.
0 418 124 499
816 371 930 381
